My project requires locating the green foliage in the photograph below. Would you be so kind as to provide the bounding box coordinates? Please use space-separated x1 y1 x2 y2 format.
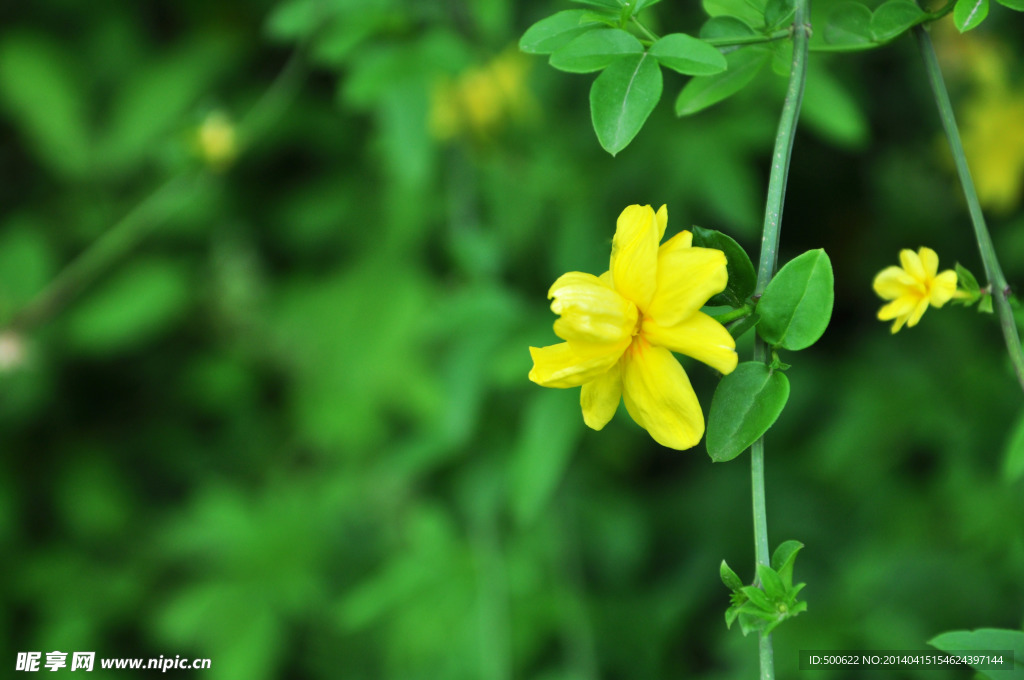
692 226 757 308
3 1 1024 679
648 34 727 76
706 362 790 462
520 10 607 54
929 629 1024 677
675 47 770 116
550 28 644 73
954 0 990 32
723 540 807 635
590 52 663 155
756 249 834 351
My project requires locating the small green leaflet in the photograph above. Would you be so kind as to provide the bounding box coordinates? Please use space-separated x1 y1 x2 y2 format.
706 362 790 462
953 0 989 32
590 52 662 155
675 47 770 116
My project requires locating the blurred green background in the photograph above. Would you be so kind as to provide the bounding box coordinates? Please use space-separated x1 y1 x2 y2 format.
2 1 1023 678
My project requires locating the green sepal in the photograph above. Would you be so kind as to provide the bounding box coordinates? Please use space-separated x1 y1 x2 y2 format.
757 563 786 601
978 294 994 314
720 559 744 591
771 539 804 587
955 262 980 295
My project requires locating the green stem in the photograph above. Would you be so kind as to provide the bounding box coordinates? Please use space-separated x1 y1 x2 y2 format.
750 2 810 678
630 16 659 42
5 173 203 334
914 25 1024 394
706 29 792 49
712 304 754 325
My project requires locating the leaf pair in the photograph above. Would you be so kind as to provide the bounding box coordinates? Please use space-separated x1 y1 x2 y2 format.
706 249 834 462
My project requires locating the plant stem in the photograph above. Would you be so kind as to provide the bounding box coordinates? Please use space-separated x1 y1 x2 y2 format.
914 25 1024 394
750 2 810 678
5 173 203 334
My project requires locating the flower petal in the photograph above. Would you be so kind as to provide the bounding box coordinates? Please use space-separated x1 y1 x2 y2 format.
917 247 940 279
610 205 659 310
529 342 621 388
621 342 704 450
642 312 738 375
899 249 926 281
929 269 958 307
549 271 638 349
647 243 727 327
655 204 668 242
581 365 622 430
873 266 917 300
906 296 930 328
877 297 915 322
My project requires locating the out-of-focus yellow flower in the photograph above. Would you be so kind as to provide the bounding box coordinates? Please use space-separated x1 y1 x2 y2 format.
529 205 738 450
960 89 1024 213
430 49 532 142
873 247 958 333
933 27 1024 213
197 111 238 171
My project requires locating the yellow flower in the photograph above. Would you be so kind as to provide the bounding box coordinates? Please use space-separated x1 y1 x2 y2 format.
528 205 739 450
961 88 1024 214
197 111 238 171
873 247 958 334
430 49 532 142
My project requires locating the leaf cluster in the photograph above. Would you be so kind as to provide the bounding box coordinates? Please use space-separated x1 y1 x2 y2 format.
721 540 808 636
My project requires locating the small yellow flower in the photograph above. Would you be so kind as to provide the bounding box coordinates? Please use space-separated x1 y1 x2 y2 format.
528 205 738 450
873 247 958 334
197 111 238 171
430 49 532 142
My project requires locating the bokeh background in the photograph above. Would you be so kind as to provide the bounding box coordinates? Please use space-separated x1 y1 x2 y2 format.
2 0 1023 678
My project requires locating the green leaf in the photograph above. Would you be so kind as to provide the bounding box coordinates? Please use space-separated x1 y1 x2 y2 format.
675 47 769 116
800 61 869 148
770 540 804 587
549 29 643 73
512 389 584 525
706 362 790 462
700 16 757 41
954 0 989 31
929 629 1024 677
955 262 980 295
756 563 786 601
0 34 90 177
66 258 192 354
756 249 834 350
720 560 744 591
1003 411 1024 483
633 0 665 11
870 0 926 42
824 2 874 45
996 0 1024 10
520 10 603 55
570 0 623 8
703 0 768 28
691 226 756 307
649 34 726 76
740 584 773 611
764 0 796 28
590 53 662 155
